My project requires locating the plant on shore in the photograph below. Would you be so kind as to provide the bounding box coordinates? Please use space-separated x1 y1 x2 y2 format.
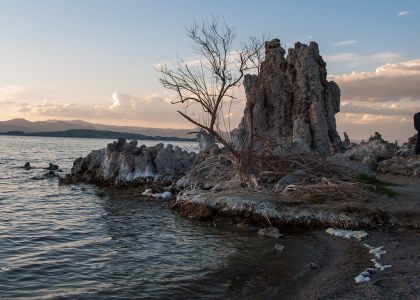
355 174 398 198
158 16 265 181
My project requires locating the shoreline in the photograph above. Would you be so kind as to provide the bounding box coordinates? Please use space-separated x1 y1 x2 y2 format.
68 172 419 299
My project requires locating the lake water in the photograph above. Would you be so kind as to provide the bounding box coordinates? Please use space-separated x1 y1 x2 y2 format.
0 136 319 299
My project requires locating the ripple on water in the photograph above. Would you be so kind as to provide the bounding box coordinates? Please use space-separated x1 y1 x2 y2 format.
0 136 318 299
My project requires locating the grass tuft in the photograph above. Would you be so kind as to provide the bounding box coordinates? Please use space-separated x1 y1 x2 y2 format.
355 173 398 198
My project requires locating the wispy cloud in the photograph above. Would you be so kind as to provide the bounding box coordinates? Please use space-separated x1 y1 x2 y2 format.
397 10 411 17
0 99 15 105
324 51 401 68
333 40 357 47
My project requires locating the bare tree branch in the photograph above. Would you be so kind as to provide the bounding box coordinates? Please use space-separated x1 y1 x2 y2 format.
158 17 266 162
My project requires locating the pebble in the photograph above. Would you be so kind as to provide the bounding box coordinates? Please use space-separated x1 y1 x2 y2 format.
274 244 285 251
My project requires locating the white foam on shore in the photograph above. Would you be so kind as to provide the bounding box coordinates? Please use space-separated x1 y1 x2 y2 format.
325 228 368 240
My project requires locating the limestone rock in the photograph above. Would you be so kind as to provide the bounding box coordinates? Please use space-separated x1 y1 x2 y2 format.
197 129 218 154
274 244 285 251
377 156 420 177
341 132 397 170
68 139 197 186
394 134 417 157
236 39 342 156
258 227 282 239
274 170 306 192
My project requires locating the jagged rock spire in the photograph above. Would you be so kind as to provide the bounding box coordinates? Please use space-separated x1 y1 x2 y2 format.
236 39 342 156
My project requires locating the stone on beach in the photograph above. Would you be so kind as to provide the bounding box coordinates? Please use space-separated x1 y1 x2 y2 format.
258 227 282 239
274 244 285 251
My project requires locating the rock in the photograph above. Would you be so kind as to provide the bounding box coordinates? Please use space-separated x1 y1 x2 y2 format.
258 227 282 239
274 174 302 191
45 163 59 171
339 132 397 170
23 162 31 170
343 132 351 147
235 39 342 156
394 134 417 157
44 170 58 178
274 169 306 191
378 156 420 177
415 112 420 155
327 153 370 175
197 129 218 154
68 138 198 187
274 244 285 251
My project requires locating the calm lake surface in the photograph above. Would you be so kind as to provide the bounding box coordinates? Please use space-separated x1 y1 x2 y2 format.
0 136 319 299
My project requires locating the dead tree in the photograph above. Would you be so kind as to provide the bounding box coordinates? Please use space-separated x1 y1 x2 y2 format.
158 18 264 163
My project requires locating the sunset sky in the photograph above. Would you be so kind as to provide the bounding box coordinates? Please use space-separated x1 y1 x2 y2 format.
0 0 419 142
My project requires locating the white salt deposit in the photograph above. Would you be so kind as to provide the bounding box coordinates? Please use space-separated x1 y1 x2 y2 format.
141 189 173 199
371 259 392 271
325 228 368 240
369 246 386 259
355 274 371 283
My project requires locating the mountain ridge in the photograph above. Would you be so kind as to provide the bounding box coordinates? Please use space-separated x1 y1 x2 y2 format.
0 118 193 139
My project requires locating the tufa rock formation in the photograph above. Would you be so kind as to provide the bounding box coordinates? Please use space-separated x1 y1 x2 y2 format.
235 39 342 156
65 138 197 187
333 132 397 170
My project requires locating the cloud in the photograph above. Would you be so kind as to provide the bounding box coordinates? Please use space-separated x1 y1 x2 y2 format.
341 102 420 116
0 99 15 105
331 59 420 142
15 91 246 129
330 59 420 102
324 51 402 68
397 11 411 17
0 85 56 102
333 40 357 47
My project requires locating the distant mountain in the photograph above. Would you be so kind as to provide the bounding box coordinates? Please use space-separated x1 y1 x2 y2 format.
0 118 194 139
0 129 195 142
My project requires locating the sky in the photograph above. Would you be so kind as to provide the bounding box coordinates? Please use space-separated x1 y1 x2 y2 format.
0 0 419 142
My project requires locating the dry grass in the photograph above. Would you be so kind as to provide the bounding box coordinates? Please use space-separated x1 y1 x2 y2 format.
182 151 375 202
